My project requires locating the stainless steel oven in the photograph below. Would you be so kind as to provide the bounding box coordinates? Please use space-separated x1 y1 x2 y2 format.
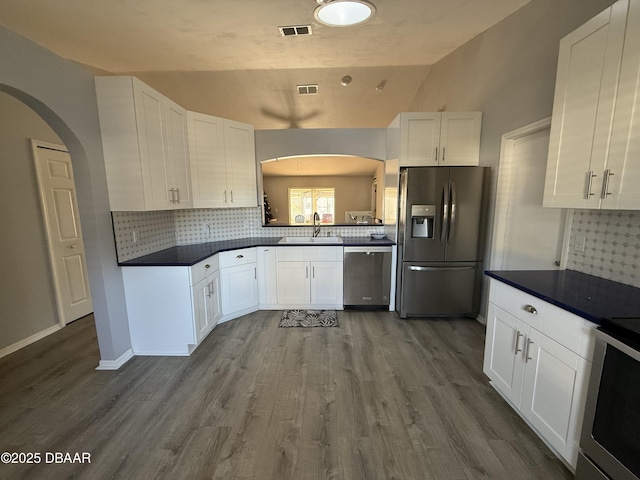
576 318 640 480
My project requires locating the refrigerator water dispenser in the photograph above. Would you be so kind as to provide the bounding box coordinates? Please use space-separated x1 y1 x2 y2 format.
410 204 435 238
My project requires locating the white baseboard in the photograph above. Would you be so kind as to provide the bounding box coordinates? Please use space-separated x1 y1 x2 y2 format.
476 314 487 325
95 348 134 371
0 324 63 359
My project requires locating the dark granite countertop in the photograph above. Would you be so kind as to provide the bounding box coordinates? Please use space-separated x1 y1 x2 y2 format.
119 236 395 267
485 269 640 324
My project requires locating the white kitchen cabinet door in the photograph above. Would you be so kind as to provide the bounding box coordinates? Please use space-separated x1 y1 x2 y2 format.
483 303 526 407
401 112 441 166
543 0 629 208
439 112 482 166
208 272 222 330
257 247 278 307
603 0 640 209
221 263 258 315
520 328 589 467
225 119 258 207
187 111 227 208
192 277 211 343
131 79 171 210
310 261 343 306
276 261 311 305
164 98 192 208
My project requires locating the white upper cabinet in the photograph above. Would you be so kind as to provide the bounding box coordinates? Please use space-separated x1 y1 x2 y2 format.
187 111 258 209
95 76 192 211
389 112 482 167
544 0 640 209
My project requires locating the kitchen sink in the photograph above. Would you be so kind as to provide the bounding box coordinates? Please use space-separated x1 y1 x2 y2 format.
278 236 343 244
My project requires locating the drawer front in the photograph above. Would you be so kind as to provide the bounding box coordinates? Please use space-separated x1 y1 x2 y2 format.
219 248 257 268
276 246 343 262
190 255 219 285
489 280 543 329
276 246 305 262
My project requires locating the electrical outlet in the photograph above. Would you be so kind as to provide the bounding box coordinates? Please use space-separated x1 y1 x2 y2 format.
574 234 586 253
132 230 138 243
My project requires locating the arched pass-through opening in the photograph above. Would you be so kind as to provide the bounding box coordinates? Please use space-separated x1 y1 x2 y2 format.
0 83 132 368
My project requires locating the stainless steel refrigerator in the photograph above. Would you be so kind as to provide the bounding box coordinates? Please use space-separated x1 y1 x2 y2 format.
396 166 488 318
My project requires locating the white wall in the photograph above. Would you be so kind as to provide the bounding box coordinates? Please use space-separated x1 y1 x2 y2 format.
0 92 63 349
0 25 131 364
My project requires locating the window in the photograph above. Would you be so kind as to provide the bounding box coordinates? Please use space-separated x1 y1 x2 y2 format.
289 188 335 224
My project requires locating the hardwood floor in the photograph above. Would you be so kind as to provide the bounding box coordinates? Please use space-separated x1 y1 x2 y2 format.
0 311 573 480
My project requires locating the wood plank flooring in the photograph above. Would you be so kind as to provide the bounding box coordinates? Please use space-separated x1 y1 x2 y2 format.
0 311 573 480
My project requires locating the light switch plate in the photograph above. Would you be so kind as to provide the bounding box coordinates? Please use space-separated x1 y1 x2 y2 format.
574 234 586 253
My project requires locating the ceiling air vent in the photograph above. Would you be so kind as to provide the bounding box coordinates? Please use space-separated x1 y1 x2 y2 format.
279 25 312 36
297 84 319 95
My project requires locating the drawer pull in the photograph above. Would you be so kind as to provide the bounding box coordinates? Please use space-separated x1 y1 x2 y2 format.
523 304 537 315
236 254 244 259
204 264 211 269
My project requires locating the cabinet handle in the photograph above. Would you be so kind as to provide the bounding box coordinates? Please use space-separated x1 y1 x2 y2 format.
435 147 439 162
230 190 234 203
169 188 175 203
442 146 446 162
514 331 524 355
525 338 534 363
69 244 77 249
176 187 180 204
224 190 227 203
585 171 598 198
312 266 315 278
601 169 614 198
236 254 244 259
254 267 256 279
523 304 537 315
205 264 211 269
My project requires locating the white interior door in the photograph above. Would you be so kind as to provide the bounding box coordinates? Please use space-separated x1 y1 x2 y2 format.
32 141 93 324
492 119 569 270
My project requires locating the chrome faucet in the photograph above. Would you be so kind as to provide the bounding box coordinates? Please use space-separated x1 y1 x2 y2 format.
312 212 321 237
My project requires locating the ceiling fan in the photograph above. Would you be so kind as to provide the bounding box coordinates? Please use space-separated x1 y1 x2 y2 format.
260 89 321 128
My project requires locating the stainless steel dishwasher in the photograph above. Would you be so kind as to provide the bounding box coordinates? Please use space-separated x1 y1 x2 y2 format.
343 246 392 307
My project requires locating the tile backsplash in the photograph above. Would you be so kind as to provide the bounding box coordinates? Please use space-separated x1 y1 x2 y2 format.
112 207 385 262
567 209 640 288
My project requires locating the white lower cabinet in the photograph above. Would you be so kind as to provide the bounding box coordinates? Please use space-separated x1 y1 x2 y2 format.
219 249 259 316
483 279 595 470
275 246 343 309
192 270 221 343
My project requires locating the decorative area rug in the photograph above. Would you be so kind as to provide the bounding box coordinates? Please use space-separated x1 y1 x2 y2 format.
279 310 338 328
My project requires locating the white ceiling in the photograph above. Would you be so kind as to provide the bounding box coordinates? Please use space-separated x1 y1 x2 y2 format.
0 0 532 128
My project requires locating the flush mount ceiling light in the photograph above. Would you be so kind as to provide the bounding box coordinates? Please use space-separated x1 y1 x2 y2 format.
314 0 376 27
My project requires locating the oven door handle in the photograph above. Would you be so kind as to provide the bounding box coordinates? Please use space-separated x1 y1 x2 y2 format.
595 329 640 362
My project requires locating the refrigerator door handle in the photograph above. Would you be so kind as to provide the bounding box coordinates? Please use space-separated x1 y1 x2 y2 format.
448 182 457 244
408 265 475 272
441 184 449 245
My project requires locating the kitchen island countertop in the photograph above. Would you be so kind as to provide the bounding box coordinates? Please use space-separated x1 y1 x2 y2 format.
485 269 640 324
119 236 395 267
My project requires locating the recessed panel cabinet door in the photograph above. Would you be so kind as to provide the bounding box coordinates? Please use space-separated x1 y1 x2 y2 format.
519 329 587 467
224 119 257 207
276 262 311 305
310 261 343 306
603 0 640 209
483 304 526 407
544 0 628 208
221 263 258 314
